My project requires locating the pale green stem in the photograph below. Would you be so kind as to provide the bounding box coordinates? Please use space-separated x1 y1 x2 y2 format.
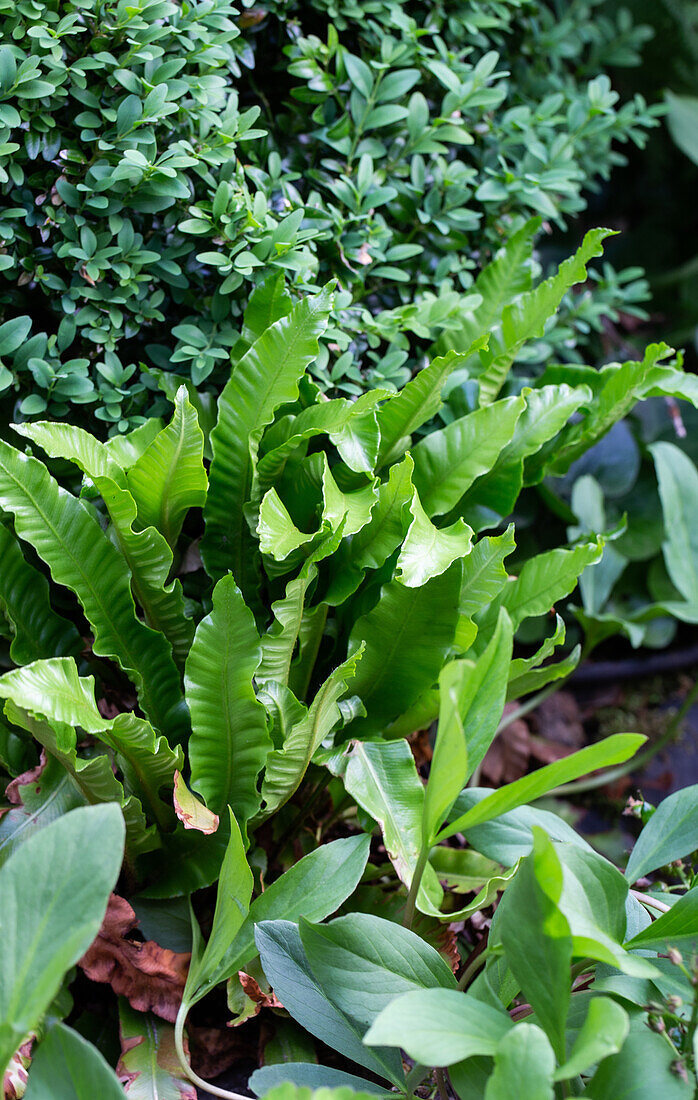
174 1000 250 1100
403 844 430 930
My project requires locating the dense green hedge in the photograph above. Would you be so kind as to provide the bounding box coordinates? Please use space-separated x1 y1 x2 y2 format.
0 0 658 428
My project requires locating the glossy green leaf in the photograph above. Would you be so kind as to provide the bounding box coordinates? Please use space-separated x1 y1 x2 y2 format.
484 1024 555 1100
411 396 525 517
0 439 184 740
497 829 572 1059
364 987 511 1067
475 227 612 404
625 784 698 884
299 913 456 1029
375 346 485 467
256 921 404 1085
349 454 413 572
116 1001 196 1099
24 1023 125 1100
241 272 293 350
396 488 472 587
439 734 645 841
186 575 271 822
0 804 124 1076
17 418 194 668
126 387 207 547
202 288 333 592
553 997 629 1081
347 564 461 737
0 754 85 868
0 525 81 663
260 647 363 817
323 739 443 912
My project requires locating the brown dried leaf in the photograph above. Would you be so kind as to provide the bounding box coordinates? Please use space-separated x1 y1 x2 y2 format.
79 895 191 1023
481 709 530 785
3 1036 33 1099
186 1025 252 1081
532 691 584 749
5 753 47 805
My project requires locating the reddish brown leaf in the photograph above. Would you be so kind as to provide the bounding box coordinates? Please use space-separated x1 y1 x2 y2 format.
5 752 48 805
79 895 190 1023
3 1035 33 1099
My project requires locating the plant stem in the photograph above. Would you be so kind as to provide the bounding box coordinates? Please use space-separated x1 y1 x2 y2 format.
457 946 488 990
403 844 430 929
631 889 672 914
404 1063 430 1092
174 1000 251 1100
496 681 561 735
435 1067 449 1100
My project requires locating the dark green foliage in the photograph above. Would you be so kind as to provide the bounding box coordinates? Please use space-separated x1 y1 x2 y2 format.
0 0 659 426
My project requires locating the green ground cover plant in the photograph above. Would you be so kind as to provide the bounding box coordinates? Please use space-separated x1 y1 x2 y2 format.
1 272 698 1095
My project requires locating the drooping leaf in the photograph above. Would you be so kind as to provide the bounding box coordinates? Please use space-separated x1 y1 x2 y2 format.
256 921 405 1086
0 804 124 1077
364 987 511 1067
349 454 413 572
396 488 473 587
0 753 85 868
0 439 185 740
625 784 698 884
625 886 698 953
126 387 207 548
202 288 333 593
299 913 456 1029
185 575 271 823
24 1023 126 1100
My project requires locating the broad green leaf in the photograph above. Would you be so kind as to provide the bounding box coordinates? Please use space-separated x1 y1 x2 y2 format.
586 1017 693 1099
16 419 194 668
411 396 525 517
449 793 591 866
542 343 674 477
0 525 81 663
507 646 580 700
321 457 378 536
461 384 591 529
323 739 443 912
256 921 404 1085
497 829 572 1059
433 217 539 361
651 441 698 605
116 1001 196 1099
202 288 333 592
260 647 364 817
241 272 293 349
0 804 124 1076
476 538 604 646
484 1024 555 1100
423 610 512 844
0 439 185 740
568 475 626 614
126 387 207 547
475 227 612 404
186 809 253 1003
104 419 163 468
364 988 511 1066
553 997 629 1081
665 90 698 167
625 784 698 884
185 575 271 823
347 564 461 737
625 886 698 952
557 845 655 977
349 454 413 571
249 1065 388 1097
439 734 645 841
396 488 473 587
201 834 371 999
24 1023 125 1099
376 346 485 467
299 913 456 1029
0 659 181 831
